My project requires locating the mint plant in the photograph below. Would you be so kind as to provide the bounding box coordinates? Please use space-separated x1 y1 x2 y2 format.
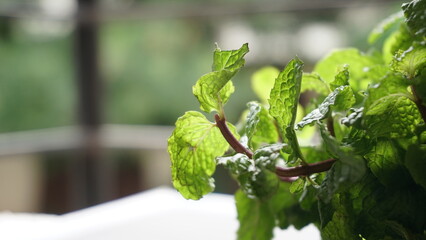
168 0 426 239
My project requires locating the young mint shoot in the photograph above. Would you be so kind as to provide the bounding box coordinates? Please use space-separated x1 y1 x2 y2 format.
168 1 426 239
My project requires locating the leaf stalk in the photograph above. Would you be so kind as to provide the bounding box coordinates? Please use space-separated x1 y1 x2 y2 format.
214 113 337 179
214 114 253 158
275 158 337 178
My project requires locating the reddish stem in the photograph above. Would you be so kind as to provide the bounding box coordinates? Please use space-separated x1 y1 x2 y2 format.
275 158 336 178
215 114 253 158
214 114 337 179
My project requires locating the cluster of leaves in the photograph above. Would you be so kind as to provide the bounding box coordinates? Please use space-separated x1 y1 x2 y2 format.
168 0 426 239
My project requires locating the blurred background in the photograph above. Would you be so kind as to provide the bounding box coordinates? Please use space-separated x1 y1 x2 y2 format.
0 0 402 214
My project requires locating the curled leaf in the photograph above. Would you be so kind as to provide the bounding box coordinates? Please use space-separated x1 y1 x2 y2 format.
193 43 249 113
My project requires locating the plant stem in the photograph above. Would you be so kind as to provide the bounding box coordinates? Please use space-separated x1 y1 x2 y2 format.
214 114 253 158
411 85 426 124
275 158 336 178
327 117 335 137
215 113 337 178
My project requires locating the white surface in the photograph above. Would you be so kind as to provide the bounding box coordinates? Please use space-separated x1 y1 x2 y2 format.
0 187 320 240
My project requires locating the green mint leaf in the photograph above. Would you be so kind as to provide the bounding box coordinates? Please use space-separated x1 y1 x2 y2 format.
251 67 280 104
329 65 349 90
217 154 278 199
193 71 235 113
253 143 288 171
296 85 355 130
245 101 279 149
235 190 275 240
213 43 249 72
217 153 251 176
193 43 249 113
383 23 417 64
269 57 304 128
368 11 404 44
364 72 409 110
405 144 426 190
273 182 318 230
301 146 333 164
301 72 330 96
320 162 363 203
341 107 364 127
320 194 357 240
319 176 378 233
402 0 426 38
299 185 320 211
245 102 262 141
342 129 374 156
332 86 356 111
235 183 308 240
365 140 410 187
346 174 379 215
249 170 280 200
363 94 422 138
314 48 382 91
289 177 305 194
269 57 305 163
219 144 285 199
277 204 319 230
269 182 297 212
346 174 426 239
217 153 260 198
392 45 426 79
168 111 230 199
366 186 426 236
319 125 366 202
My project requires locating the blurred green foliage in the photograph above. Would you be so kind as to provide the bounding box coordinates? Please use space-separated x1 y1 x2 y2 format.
101 20 257 125
0 35 74 132
0 1 401 133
